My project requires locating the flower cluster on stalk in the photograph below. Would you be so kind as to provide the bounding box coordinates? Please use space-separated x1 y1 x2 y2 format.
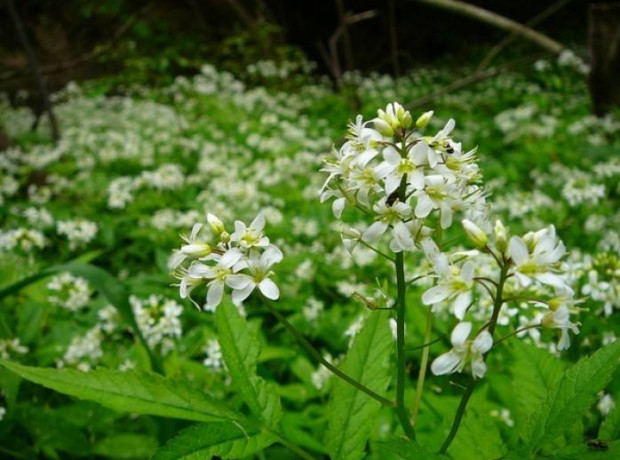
171 213 282 311
320 103 583 380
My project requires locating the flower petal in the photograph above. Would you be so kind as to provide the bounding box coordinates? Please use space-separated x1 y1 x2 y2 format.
451 322 472 347
259 278 280 300
431 350 463 376
509 236 529 266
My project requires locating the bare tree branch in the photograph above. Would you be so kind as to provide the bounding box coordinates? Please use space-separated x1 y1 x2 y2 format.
410 0 564 53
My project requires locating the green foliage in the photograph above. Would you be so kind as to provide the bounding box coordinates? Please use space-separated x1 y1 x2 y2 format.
449 408 507 459
509 341 564 427
325 311 393 460
215 300 282 426
0 360 240 422
152 422 275 460
521 340 620 453
374 437 448 459
92 434 159 459
599 395 620 441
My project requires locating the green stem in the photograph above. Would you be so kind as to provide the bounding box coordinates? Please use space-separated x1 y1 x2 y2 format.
395 250 416 439
438 264 508 455
262 299 395 407
411 307 433 424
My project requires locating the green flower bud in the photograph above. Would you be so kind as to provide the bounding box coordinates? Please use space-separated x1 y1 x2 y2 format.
462 219 488 248
416 110 434 129
494 220 508 253
373 118 394 136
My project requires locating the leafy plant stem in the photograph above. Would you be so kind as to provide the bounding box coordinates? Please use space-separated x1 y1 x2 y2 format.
261 299 395 407
438 264 508 454
411 306 432 424
394 173 416 440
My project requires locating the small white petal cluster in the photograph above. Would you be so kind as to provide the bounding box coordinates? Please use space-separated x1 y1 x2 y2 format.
203 339 224 371
47 272 91 311
130 295 183 355
321 103 485 252
0 228 46 252
0 338 28 360
59 327 103 371
171 213 282 311
56 219 98 250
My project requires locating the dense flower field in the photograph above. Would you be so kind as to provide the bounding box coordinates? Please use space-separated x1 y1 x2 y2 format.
0 53 619 459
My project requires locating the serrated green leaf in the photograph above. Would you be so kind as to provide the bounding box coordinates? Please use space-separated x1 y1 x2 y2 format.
152 422 275 460
510 341 563 426
216 300 281 425
0 360 240 422
522 340 620 451
449 408 507 459
92 434 159 458
374 437 447 459
325 312 393 460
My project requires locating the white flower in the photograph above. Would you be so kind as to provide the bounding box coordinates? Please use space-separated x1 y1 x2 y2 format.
230 214 270 249
168 223 212 270
597 393 615 416
226 246 283 305
189 248 244 310
509 226 567 289
541 305 580 351
413 175 458 229
431 322 493 379
422 260 476 320
362 198 414 252
379 143 426 195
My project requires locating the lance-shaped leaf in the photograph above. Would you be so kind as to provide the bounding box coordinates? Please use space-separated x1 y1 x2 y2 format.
152 422 275 460
0 360 240 422
325 312 393 460
216 301 281 425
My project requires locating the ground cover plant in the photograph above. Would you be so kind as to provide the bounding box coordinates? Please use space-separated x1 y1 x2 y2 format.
0 50 619 459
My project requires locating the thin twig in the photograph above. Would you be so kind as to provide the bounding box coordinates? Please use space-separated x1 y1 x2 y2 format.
261 299 395 407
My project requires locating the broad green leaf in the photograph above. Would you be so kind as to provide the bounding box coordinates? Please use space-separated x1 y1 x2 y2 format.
0 360 240 422
325 312 393 460
449 408 507 459
374 437 447 459
93 434 159 458
510 341 563 426
522 340 620 451
216 300 281 425
152 422 275 460
599 395 620 441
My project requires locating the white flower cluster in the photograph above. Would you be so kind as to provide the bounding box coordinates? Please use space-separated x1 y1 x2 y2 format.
171 213 282 312
321 103 485 251
0 338 28 360
0 228 46 252
130 295 183 355
203 339 224 371
56 219 98 250
321 103 582 380
60 327 103 372
107 164 185 209
47 272 91 311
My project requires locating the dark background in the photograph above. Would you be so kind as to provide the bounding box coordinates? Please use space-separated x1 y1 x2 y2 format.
0 0 592 91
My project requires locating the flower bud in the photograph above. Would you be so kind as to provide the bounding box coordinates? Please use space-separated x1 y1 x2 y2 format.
207 213 225 234
373 118 394 136
400 110 413 129
548 297 562 311
462 219 488 248
220 231 231 243
181 243 211 258
494 220 508 253
416 110 434 129
541 311 556 328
